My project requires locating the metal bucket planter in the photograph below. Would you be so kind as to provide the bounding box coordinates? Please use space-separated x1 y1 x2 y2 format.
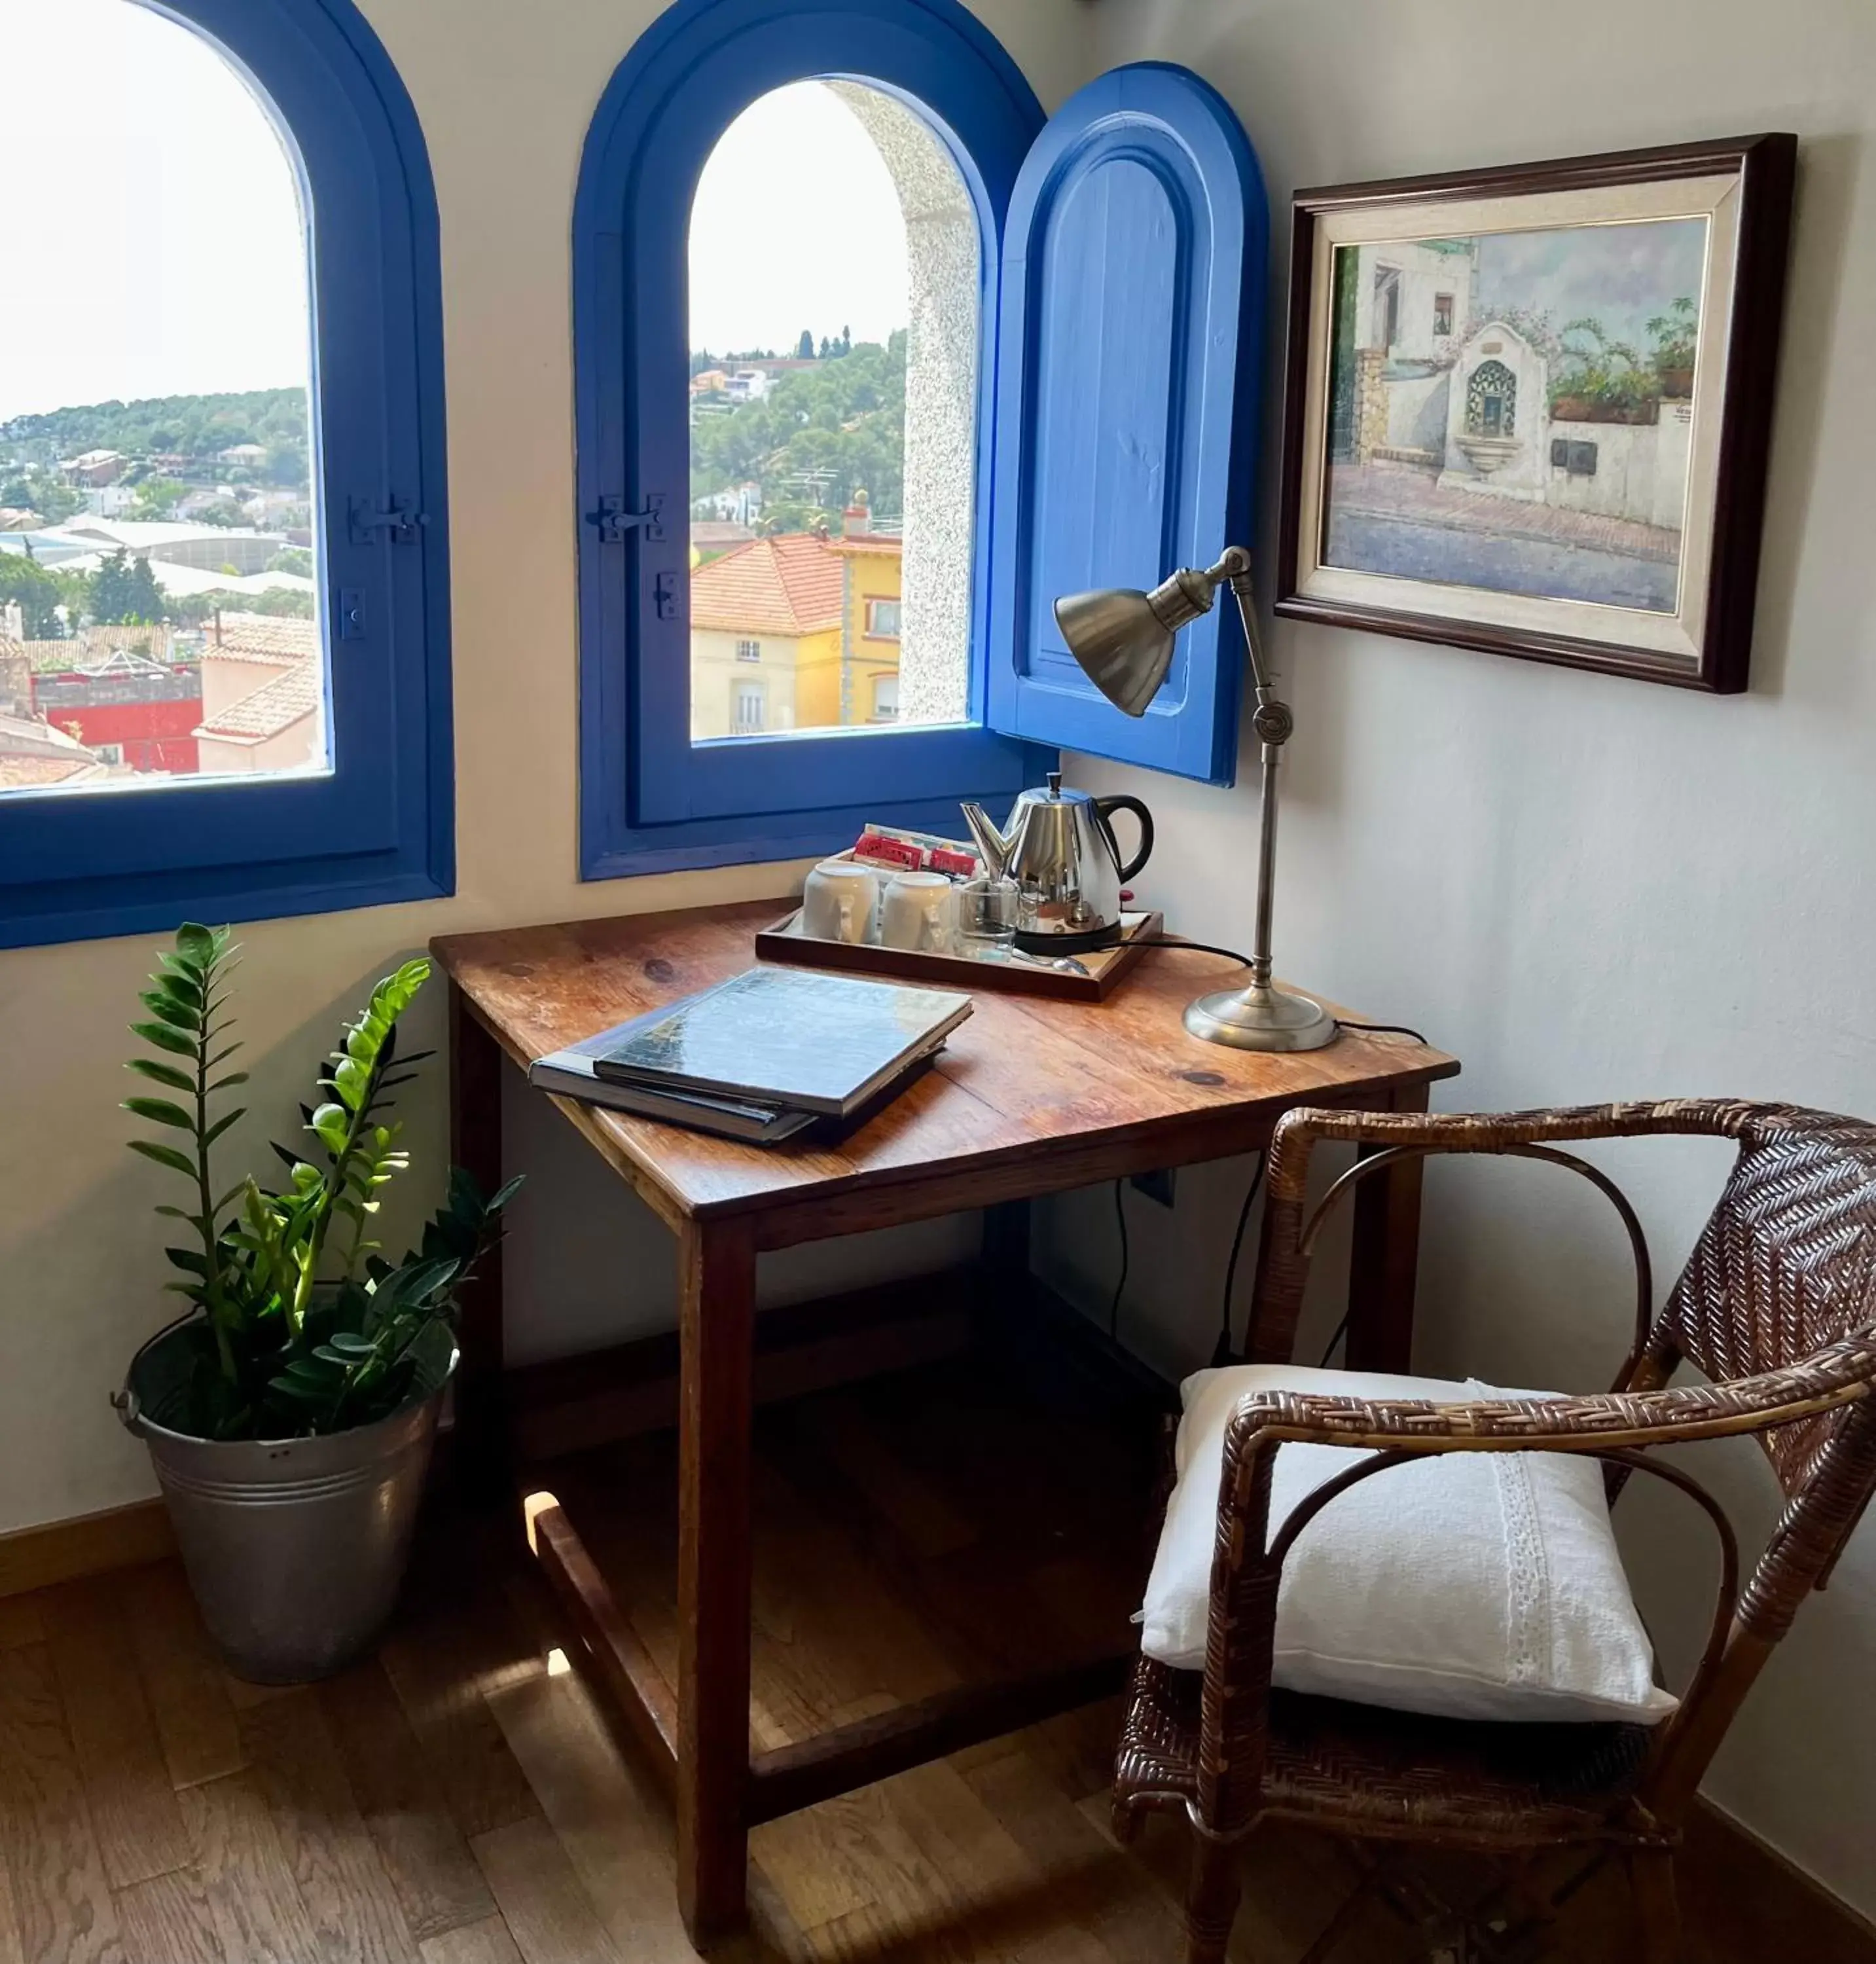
114 1318 455 1684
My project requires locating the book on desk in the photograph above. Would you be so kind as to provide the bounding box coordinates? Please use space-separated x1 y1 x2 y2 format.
527 966 973 1143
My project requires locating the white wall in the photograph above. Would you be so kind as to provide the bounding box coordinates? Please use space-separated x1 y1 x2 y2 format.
1054 0 1876 1918
7 0 1873 1919
0 0 1091 1538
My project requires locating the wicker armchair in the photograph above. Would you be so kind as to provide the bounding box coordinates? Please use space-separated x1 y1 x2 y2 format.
1112 1100 1876 1963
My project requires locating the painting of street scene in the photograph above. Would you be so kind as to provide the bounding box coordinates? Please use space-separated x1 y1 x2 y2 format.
1321 217 1708 614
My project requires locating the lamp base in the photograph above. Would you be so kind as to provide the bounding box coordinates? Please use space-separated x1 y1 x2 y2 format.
1183 979 1338 1053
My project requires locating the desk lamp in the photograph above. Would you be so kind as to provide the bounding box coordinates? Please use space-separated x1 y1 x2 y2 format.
1053 545 1335 1052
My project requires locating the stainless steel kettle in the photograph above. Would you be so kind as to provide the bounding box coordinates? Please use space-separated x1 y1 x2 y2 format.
960 772 1153 951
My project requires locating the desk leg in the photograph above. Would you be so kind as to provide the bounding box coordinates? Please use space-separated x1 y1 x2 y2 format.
1345 1080 1430 1374
676 1214 758 1948
450 983 509 1504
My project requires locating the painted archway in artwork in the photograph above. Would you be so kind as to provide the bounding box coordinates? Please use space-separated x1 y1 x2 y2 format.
1466 359 1518 438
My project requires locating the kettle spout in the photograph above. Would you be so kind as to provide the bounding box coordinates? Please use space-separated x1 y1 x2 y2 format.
960 802 1015 881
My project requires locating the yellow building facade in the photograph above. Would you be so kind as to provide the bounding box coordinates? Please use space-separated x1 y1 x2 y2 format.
687 518 905 737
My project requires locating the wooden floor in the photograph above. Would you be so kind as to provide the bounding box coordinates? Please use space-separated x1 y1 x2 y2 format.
0 1357 1828 1964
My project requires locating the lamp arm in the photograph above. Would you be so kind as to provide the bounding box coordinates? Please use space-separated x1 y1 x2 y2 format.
1205 548 1292 989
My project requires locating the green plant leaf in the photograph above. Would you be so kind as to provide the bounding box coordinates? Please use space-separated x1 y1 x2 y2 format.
207 1072 249 1093
132 1021 198 1058
164 1246 210 1277
175 922 217 962
268 1373 327 1404
155 968 204 1008
122 1095 194 1131
139 989 199 1031
202 1109 247 1149
126 1057 194 1092
332 1056 369 1112
128 1138 198 1179
310 1102 350 1155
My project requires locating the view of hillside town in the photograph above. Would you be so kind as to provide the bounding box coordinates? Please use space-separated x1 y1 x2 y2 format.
0 390 324 792
688 331 908 736
684 79 938 740
0 48 933 794
1 0 325 797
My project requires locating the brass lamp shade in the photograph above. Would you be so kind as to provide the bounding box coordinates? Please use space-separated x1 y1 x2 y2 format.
1052 567 1218 719
1051 590 1175 717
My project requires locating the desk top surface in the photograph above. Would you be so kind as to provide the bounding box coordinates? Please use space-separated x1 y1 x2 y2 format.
433 901 1460 1235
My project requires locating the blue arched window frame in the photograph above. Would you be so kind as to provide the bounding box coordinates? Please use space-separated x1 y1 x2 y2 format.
573 0 1048 879
0 0 452 949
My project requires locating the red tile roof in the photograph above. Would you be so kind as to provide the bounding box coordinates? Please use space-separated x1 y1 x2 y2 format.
0 754 100 788
194 662 322 744
689 534 844 637
208 613 319 664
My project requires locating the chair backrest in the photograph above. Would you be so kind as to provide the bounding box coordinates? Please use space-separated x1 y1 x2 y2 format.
1652 1103 1876 1496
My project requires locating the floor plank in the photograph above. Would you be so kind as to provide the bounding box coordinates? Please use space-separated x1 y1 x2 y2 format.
420 1916 526 1964
43 1578 192 1888
318 1660 497 1943
240 1688 423 1964
0 1343 1865 1964
177 1771 323 1964
0 1597 44 1654
0 1643 125 1964
0 1819 24 1964
110 1868 226 1964
470 1815 624 1964
378 1572 543 1844
120 1565 245 1793
482 1584 695 1964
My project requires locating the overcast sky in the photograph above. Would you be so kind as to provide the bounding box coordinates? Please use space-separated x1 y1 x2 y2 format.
1475 217 1709 352
0 12 911 422
0 0 312 422
688 82 910 355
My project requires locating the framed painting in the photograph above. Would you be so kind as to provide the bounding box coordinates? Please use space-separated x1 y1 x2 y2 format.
1275 135 1795 691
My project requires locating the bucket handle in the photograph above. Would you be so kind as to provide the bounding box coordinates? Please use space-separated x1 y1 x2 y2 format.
113 1309 202 1438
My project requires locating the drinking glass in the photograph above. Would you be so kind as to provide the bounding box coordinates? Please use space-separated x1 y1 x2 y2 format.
956 874 1020 957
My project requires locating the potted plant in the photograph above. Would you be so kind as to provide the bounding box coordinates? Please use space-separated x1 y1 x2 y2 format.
113 924 520 1682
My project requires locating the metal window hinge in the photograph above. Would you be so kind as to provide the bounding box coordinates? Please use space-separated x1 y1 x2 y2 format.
586 492 666 543
348 494 429 545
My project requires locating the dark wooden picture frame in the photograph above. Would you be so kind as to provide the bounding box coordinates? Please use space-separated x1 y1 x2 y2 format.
1274 134 1795 692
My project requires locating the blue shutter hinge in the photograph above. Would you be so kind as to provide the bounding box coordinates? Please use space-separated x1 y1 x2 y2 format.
348 494 429 546
586 492 666 543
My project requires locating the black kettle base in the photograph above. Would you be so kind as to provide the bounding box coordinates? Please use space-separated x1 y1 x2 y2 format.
1014 922 1125 957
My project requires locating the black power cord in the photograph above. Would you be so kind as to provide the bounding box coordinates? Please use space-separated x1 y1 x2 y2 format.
1138 943 1432 1050
1108 1178 1129 1340
1335 1019 1430 1044
1212 1151 1266 1366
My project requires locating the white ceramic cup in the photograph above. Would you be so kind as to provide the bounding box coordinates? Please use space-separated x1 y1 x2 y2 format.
880 870 954 953
801 858 880 945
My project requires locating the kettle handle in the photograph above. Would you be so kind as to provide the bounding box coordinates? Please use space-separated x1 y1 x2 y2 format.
1093 795 1153 883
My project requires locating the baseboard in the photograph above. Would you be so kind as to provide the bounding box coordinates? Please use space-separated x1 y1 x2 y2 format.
1689 1798 1876 1961
0 1497 175 1600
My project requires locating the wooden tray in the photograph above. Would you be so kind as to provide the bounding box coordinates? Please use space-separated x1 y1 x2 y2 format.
755 907 1163 1002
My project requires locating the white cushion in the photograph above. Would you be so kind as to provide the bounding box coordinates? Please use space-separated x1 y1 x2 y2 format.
1138 1364 1676 1726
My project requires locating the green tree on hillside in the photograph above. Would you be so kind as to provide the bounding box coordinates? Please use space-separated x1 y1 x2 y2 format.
691 332 907 533
0 471 82 524
0 390 312 498
795 329 815 359
131 477 189 519
0 556 81 637
91 551 166 625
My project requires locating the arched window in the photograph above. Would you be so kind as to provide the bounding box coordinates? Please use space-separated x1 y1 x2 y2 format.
0 0 449 947
1466 360 1519 439
575 0 1266 877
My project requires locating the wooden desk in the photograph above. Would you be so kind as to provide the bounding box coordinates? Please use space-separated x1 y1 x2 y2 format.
433 900 1460 1947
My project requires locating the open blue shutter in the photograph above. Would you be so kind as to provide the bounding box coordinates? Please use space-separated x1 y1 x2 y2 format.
985 64 1265 785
